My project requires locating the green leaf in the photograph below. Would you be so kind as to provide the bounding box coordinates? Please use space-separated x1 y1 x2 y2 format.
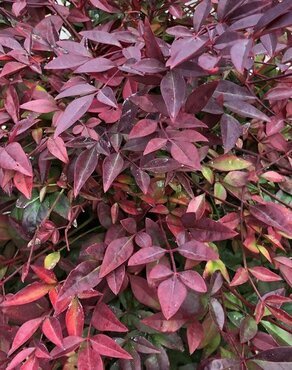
261 320 292 346
210 155 251 171
44 252 61 270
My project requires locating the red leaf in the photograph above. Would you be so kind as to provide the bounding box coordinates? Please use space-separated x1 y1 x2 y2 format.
102 153 124 192
96 87 117 108
0 61 26 78
51 336 84 359
78 344 103 370
187 321 203 354
185 81 218 114
230 267 249 287
54 94 95 137
106 265 125 295
8 317 43 356
129 275 160 310
255 300 265 323
135 232 152 248
178 239 219 261
47 137 69 163
7 348 35 370
220 114 243 153
209 298 225 330
42 317 63 348
182 215 238 241
143 138 168 155
141 312 187 333
31 265 57 285
161 70 186 120
91 302 128 332
90 334 132 359
5 85 19 123
178 270 207 293
18 354 38 370
66 298 84 337
0 143 32 177
157 276 187 319
131 166 150 194
170 141 201 170
128 246 166 266
129 119 158 139
149 264 173 281
57 261 101 304
249 267 282 282
0 282 51 307
74 146 99 197
99 237 134 278
20 99 58 114
13 173 33 199
250 202 292 236
266 306 292 325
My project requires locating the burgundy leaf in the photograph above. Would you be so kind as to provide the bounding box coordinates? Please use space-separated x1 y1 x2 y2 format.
78 345 103 370
161 70 186 120
220 114 243 153
182 216 238 241
74 57 115 73
47 137 69 163
91 302 128 332
50 336 84 359
128 246 166 266
8 317 43 356
178 239 219 261
42 317 63 348
178 270 207 293
90 334 132 359
129 275 160 310
230 39 252 73
74 146 99 197
99 237 134 278
157 275 187 319
170 141 201 170
187 321 204 354
102 153 124 192
193 0 212 32
141 312 187 333
80 30 121 47
185 81 218 114
20 99 58 114
249 267 282 282
224 100 271 122
45 54 91 70
54 94 95 137
97 87 117 108
129 119 158 139
144 138 168 155
106 265 125 295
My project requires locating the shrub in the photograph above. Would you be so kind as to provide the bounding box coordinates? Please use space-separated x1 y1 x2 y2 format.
0 0 292 369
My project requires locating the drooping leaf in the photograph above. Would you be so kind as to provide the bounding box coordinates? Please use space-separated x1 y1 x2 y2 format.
74 146 99 197
220 114 243 153
102 153 124 192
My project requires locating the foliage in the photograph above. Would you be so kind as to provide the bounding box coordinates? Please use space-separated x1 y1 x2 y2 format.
0 0 292 369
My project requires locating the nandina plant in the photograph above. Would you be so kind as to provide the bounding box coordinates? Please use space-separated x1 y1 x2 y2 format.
0 0 292 369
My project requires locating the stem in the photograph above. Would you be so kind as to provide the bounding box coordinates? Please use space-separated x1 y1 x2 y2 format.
259 185 292 210
159 217 176 273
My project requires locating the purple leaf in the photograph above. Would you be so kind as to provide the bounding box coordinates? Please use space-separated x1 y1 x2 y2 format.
45 54 91 70
220 114 243 153
99 237 134 278
185 81 218 114
170 141 201 170
158 276 187 319
161 70 186 120
74 146 99 197
80 30 121 47
102 153 124 192
178 239 219 261
128 246 166 266
144 138 168 155
230 38 253 73
96 87 117 108
129 119 158 139
74 58 115 73
54 94 95 137
224 100 271 122
193 0 212 32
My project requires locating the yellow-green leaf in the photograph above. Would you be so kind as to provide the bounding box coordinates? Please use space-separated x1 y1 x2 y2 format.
210 155 251 171
44 251 60 270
